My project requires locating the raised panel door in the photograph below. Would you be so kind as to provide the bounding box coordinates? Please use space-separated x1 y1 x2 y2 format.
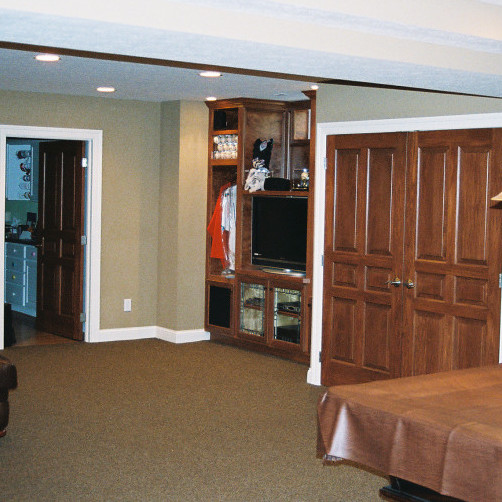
401 129 502 376
321 133 407 385
37 140 85 340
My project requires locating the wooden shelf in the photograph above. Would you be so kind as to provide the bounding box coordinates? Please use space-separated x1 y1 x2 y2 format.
211 128 238 135
276 310 300 319
209 159 239 166
206 274 236 284
242 304 264 312
242 190 309 197
236 266 308 283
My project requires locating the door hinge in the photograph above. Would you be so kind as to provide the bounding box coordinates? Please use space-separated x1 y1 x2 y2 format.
321 254 324 267
319 351 322 363
79 312 86 323
81 235 87 245
499 273 502 288
81 157 88 168
323 157 327 170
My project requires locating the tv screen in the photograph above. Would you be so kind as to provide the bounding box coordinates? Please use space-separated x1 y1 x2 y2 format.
251 196 308 273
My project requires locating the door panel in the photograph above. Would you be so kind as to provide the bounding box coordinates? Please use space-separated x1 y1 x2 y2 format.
37 140 85 340
456 148 489 265
401 129 502 376
456 318 485 368
322 133 407 385
415 146 447 262
409 310 449 375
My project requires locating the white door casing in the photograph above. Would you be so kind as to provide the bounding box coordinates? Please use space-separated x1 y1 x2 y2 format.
0 125 102 349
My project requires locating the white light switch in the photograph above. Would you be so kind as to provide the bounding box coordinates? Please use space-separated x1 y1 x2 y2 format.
124 299 132 312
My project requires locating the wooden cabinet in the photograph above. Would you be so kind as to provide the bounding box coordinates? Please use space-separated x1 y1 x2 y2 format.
205 95 315 363
237 275 308 356
5 242 37 316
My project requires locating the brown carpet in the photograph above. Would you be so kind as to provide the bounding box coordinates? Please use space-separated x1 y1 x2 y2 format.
1 339 386 501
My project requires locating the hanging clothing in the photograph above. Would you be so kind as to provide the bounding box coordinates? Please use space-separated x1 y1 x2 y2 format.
221 184 237 270
207 183 230 266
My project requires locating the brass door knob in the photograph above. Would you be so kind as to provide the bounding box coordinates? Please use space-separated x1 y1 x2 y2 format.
386 277 402 287
405 280 415 289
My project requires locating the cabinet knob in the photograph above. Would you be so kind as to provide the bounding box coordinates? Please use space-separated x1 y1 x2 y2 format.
11 275 16 280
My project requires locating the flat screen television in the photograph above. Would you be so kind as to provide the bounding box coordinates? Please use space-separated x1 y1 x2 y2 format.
251 196 308 274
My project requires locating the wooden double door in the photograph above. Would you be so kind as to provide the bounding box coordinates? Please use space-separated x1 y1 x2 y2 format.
321 129 502 386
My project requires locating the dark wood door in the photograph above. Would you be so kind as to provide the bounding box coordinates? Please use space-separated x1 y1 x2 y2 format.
321 133 408 385
37 140 85 340
322 129 502 386
401 129 502 376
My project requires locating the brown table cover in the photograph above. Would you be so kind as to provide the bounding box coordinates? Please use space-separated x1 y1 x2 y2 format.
317 364 502 502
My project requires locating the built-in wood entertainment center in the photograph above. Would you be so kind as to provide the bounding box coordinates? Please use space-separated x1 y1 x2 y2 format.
205 93 316 363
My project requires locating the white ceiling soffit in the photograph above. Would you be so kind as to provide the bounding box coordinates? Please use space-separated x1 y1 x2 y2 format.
0 48 315 102
0 0 502 99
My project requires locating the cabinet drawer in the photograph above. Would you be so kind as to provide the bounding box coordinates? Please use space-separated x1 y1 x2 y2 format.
5 242 25 258
26 246 37 260
5 282 24 306
5 267 24 285
26 261 37 304
5 256 23 272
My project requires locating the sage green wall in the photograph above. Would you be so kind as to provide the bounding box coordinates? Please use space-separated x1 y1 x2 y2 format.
5 200 38 224
158 101 181 327
157 101 208 331
317 84 502 123
0 90 161 329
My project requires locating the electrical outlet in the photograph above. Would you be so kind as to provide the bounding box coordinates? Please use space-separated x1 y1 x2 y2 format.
124 299 132 312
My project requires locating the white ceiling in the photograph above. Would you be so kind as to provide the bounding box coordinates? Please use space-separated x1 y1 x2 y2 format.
0 48 315 102
0 0 502 102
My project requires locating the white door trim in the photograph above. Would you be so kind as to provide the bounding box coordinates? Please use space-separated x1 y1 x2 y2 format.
0 125 102 348
308 112 502 386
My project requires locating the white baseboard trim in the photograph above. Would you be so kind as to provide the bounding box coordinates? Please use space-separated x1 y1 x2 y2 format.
96 326 157 343
95 326 210 344
156 327 211 344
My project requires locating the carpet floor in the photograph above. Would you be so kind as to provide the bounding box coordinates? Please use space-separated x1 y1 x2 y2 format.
1 339 386 501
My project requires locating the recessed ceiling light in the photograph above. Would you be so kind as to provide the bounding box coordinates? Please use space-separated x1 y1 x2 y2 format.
310 84 319 90
200 71 222 78
35 54 60 62
96 86 116 93
205 96 217 101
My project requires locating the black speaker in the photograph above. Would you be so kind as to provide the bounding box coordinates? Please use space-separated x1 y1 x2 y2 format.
264 177 291 191
208 285 232 329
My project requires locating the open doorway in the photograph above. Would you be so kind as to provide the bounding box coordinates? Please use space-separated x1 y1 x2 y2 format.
0 125 102 350
5 138 85 346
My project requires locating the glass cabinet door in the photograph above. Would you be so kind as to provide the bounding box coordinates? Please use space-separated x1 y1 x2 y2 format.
239 282 266 337
273 287 301 345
